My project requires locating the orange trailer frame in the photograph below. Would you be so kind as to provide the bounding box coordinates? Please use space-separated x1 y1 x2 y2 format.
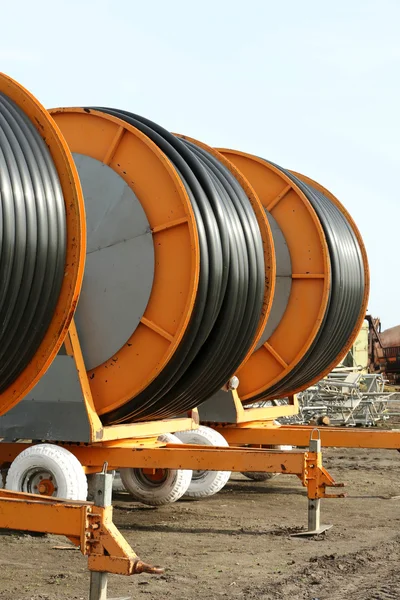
0 322 345 537
0 439 343 503
0 484 159 576
203 390 400 450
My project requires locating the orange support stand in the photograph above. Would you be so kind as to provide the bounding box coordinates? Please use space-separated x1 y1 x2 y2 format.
0 322 344 544
0 489 159 576
0 323 343 503
65 320 199 444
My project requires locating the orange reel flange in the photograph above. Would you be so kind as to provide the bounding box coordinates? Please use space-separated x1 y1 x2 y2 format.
0 74 85 415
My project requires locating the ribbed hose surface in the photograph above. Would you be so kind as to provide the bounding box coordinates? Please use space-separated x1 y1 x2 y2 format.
0 93 66 391
251 160 365 400
90 108 265 424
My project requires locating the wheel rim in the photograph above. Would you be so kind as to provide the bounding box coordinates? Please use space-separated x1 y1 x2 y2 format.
135 468 169 487
21 468 58 496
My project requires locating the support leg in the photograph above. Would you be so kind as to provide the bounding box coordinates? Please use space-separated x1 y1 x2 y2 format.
293 431 333 537
307 498 321 532
89 463 112 600
90 572 108 600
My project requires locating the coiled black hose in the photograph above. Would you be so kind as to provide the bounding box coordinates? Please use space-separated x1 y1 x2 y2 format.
89 108 265 423
0 93 66 391
251 160 365 400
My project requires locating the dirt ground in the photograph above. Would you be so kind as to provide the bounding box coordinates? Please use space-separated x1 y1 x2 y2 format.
0 441 400 600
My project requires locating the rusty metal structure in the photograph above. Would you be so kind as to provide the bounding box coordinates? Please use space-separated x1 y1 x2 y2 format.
0 322 345 516
366 315 400 385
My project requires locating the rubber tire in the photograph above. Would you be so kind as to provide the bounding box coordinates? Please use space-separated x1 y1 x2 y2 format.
6 444 87 500
85 471 126 501
241 445 293 482
119 433 192 506
112 471 126 493
174 426 231 498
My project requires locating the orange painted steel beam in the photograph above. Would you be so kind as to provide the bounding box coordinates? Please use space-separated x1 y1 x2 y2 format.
0 491 90 541
0 444 343 500
0 489 160 575
201 391 299 424
0 443 307 473
216 424 400 449
0 74 85 416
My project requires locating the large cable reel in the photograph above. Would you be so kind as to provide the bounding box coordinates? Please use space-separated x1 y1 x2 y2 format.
50 108 368 424
0 73 85 417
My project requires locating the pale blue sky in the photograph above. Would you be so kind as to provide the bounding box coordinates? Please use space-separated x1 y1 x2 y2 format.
2 0 399 327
